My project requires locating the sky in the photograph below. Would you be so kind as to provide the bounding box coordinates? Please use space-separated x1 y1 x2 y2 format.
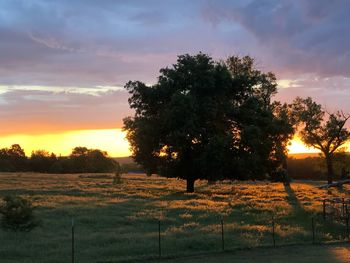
1 0 350 156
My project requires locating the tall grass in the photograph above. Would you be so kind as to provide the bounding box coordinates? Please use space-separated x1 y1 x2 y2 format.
0 173 348 262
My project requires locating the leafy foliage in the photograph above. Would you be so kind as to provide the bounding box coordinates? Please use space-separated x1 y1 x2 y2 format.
69 147 118 173
123 53 294 191
0 144 27 172
227 56 295 180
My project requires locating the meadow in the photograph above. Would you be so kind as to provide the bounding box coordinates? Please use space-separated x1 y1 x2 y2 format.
0 172 350 262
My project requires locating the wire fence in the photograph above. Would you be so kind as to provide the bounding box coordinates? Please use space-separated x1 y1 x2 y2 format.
2 198 350 263
70 199 350 262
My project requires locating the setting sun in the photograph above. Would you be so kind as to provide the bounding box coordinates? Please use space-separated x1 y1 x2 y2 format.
287 136 320 154
0 129 131 157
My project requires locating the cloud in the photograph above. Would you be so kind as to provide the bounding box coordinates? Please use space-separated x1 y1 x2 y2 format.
276 75 350 116
0 87 132 135
28 32 85 53
201 0 350 78
0 1 250 87
3 0 350 84
2 0 350 134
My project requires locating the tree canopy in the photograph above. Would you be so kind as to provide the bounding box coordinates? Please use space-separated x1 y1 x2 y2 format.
123 53 294 192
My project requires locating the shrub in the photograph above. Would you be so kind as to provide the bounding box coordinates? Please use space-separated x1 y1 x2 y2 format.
0 195 39 232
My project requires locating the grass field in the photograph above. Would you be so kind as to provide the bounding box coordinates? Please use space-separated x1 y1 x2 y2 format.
0 172 349 262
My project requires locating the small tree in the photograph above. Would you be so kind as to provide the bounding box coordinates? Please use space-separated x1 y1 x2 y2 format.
113 162 123 185
0 195 38 232
0 144 27 172
292 97 350 184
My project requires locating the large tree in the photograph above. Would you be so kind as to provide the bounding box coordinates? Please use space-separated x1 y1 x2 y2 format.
124 53 236 192
123 53 292 192
292 97 350 184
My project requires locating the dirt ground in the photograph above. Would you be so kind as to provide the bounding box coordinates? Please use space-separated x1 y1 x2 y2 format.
160 243 350 263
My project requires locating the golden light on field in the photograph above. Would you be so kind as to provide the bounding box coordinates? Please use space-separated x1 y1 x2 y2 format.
0 129 131 157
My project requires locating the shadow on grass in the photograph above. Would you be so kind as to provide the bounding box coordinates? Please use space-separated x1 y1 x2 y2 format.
335 185 350 196
283 183 308 216
283 183 347 244
281 183 317 234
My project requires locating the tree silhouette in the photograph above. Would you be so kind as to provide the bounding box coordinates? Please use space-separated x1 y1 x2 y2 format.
124 53 235 192
292 97 350 184
123 53 292 192
0 144 27 171
29 150 57 173
226 57 294 181
69 147 117 173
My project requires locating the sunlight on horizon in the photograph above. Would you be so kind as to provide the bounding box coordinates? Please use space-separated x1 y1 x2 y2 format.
2 131 348 157
287 136 320 154
0 129 131 157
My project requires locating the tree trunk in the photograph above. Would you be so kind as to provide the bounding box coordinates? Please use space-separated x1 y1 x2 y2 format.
326 155 334 184
208 179 216 185
282 156 290 185
186 178 195 193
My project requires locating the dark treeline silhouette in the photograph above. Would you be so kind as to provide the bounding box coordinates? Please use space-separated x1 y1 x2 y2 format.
0 144 119 173
287 153 350 180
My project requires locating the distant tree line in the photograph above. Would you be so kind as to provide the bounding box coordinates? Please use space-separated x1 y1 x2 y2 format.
123 53 350 192
287 153 350 180
0 145 119 173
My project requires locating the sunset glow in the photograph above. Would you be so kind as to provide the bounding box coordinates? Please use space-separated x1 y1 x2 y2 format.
0 131 329 157
287 136 320 154
2 2 350 262
0 129 131 157
2 1 350 160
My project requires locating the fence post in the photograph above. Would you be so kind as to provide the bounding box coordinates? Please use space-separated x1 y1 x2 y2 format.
323 200 326 221
272 215 276 247
221 218 224 251
311 217 315 244
346 216 349 240
72 218 75 263
158 220 161 258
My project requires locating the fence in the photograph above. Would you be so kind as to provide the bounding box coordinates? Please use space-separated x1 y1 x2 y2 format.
70 209 350 262
323 197 350 221
2 201 350 263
